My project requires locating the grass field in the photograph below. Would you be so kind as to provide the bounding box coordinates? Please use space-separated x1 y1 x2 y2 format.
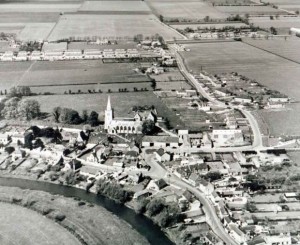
0 3 81 12
0 202 81 245
179 41 300 100
0 186 150 245
48 14 182 41
79 1 151 12
243 38 300 63
215 5 287 15
147 1 228 20
32 92 184 127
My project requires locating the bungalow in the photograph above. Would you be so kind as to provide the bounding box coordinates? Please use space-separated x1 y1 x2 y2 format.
147 178 168 192
142 135 179 148
64 49 82 60
30 51 42 61
15 51 28 61
154 148 171 162
1 51 13 61
83 49 102 59
127 49 140 58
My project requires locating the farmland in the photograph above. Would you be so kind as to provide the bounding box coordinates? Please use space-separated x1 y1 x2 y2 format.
215 6 287 15
48 14 182 41
258 104 300 137
0 202 81 245
0 60 151 91
0 3 81 12
179 41 300 100
243 38 300 63
79 1 151 12
18 23 56 41
147 1 228 20
249 16 300 34
170 22 248 31
32 92 185 128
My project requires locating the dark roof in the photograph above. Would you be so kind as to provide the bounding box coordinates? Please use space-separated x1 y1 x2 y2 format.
155 179 168 189
125 151 139 157
156 148 165 156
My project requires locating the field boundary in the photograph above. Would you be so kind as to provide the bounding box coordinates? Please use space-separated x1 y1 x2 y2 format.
242 39 300 65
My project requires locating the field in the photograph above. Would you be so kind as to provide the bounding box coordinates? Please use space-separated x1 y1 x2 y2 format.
67 41 137 50
215 5 287 15
170 22 248 30
18 23 56 41
207 0 254 4
79 1 151 12
243 38 300 63
48 14 182 41
32 92 184 127
147 1 228 20
0 186 150 245
0 202 81 245
258 104 300 137
249 16 300 34
0 60 151 91
0 3 80 12
261 0 300 12
179 41 300 100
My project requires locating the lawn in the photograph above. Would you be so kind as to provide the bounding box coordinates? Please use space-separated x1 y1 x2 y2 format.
147 1 228 20
0 202 81 245
179 41 300 100
79 1 151 12
48 14 182 41
32 92 184 127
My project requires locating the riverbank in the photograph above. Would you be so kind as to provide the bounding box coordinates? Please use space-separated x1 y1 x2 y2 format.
0 184 150 245
0 172 174 245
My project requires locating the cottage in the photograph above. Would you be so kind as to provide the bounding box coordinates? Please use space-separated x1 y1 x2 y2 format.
147 179 168 192
142 135 179 148
154 148 171 162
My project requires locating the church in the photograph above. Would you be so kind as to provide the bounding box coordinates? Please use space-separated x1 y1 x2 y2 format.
104 96 157 134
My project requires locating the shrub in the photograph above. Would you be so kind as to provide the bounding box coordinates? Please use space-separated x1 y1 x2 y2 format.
54 213 66 222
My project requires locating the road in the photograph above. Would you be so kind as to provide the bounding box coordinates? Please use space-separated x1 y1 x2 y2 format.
170 45 264 151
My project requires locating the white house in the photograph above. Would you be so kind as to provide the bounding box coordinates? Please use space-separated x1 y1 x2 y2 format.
142 135 179 148
147 179 168 192
154 148 171 162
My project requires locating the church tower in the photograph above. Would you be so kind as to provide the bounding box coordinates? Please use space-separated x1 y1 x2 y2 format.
104 96 113 130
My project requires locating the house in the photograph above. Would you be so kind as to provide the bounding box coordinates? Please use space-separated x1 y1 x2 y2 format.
199 179 214 195
0 134 9 145
30 51 42 61
234 96 252 104
1 51 13 61
103 49 115 58
228 224 248 244
225 197 247 209
264 235 291 245
268 97 289 103
215 88 231 97
133 189 154 200
212 129 244 146
15 51 28 61
188 173 201 187
154 148 171 162
127 49 140 58
125 150 139 161
64 49 82 60
83 49 102 59
147 178 168 192
142 135 179 148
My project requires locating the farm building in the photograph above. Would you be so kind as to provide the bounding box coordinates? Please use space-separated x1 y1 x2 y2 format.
142 135 179 148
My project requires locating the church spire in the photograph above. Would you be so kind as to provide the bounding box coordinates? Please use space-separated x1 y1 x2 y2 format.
107 96 112 111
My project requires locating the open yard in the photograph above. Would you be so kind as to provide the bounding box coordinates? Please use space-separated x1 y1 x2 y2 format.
0 202 81 245
147 1 228 20
48 14 182 41
179 41 300 100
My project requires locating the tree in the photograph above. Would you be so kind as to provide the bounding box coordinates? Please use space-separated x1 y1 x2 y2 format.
150 80 157 90
87 111 99 126
142 119 156 135
17 99 40 120
1 97 20 119
60 108 82 124
204 16 210 22
146 198 165 216
159 15 164 22
81 110 88 122
205 171 222 182
52 107 61 123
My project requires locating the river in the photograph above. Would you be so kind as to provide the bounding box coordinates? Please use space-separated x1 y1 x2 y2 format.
0 177 173 245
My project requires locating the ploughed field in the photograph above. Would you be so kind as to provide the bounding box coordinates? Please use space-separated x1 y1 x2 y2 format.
179 41 300 100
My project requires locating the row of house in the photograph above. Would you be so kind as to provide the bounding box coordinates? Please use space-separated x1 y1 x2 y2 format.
0 48 168 62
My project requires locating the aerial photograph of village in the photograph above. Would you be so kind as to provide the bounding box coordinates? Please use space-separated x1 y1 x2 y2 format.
1 0 300 244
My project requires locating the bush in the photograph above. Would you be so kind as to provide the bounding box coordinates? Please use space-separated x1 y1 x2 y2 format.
54 213 66 222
